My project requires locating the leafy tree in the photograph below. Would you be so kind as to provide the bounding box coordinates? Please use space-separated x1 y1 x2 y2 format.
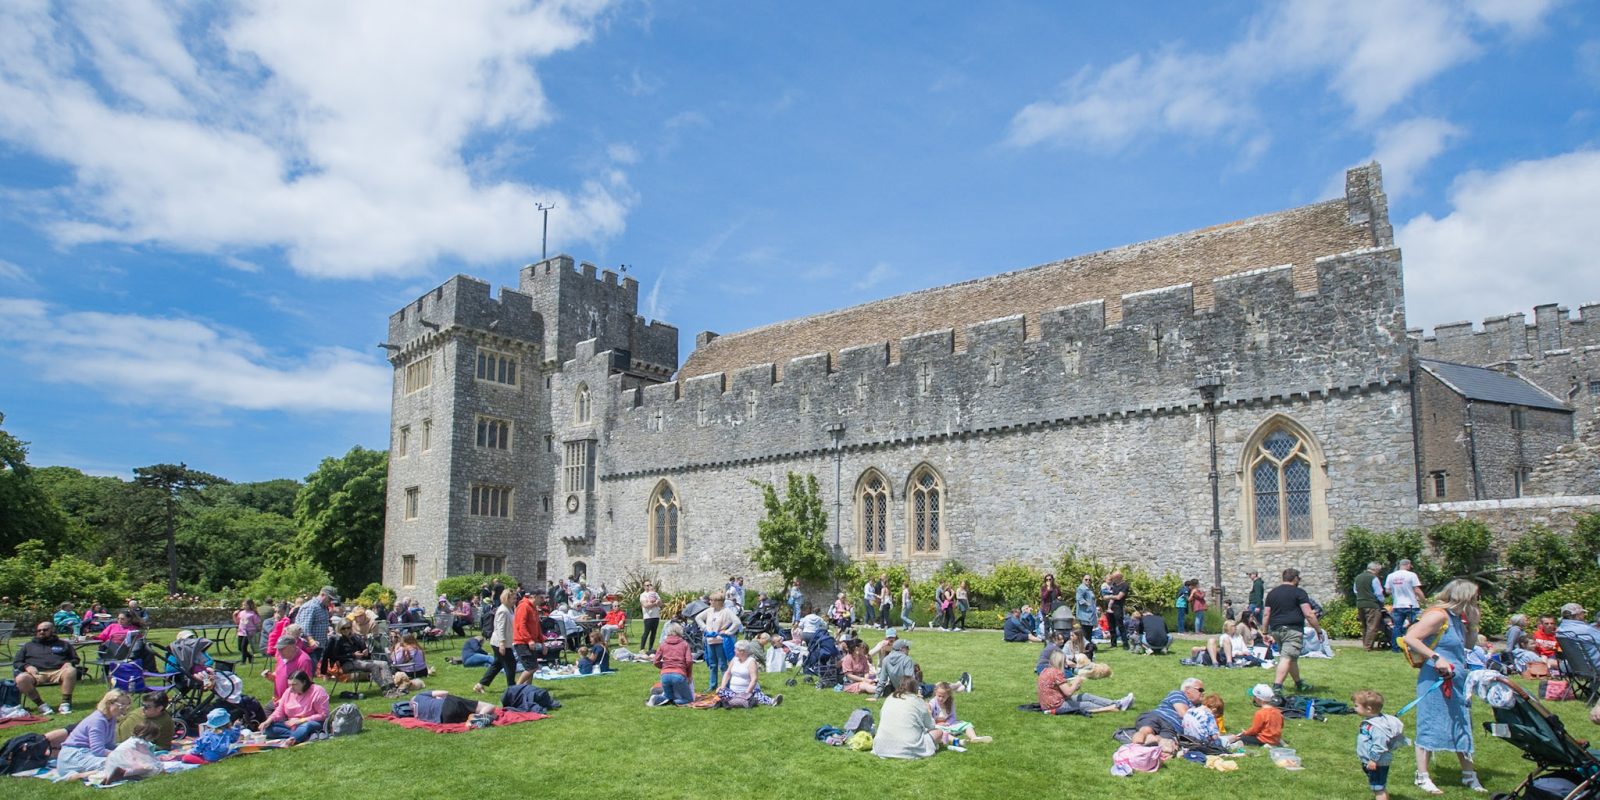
203 479 302 518
0 539 129 605
1333 527 1443 599
245 559 333 602
31 466 126 558
294 446 387 596
748 472 833 589
1427 518 1500 592
133 463 229 594
0 412 68 556
178 505 296 593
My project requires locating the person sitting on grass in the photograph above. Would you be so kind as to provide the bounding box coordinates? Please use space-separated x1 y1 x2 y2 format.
584 630 613 672
929 681 992 743
576 646 597 674
55 689 131 776
876 638 970 699
1004 608 1041 643
1189 620 1266 667
840 639 878 693
715 639 783 707
455 633 494 668
263 670 329 744
116 690 176 751
873 676 952 759
1239 684 1285 747
1065 628 1096 662
13 620 79 715
1035 650 1131 716
648 623 695 706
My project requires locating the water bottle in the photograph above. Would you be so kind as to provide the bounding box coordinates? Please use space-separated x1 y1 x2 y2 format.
1305 699 1315 720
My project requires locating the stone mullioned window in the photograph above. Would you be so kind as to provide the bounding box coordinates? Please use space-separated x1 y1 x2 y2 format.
649 481 679 560
470 485 513 518
476 348 517 386
404 356 432 394
1244 416 1327 546
476 416 512 450
857 470 889 555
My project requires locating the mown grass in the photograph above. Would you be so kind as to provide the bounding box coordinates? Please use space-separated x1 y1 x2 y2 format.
4 624 1580 799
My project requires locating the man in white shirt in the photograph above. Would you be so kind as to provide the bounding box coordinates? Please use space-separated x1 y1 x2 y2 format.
1384 559 1426 650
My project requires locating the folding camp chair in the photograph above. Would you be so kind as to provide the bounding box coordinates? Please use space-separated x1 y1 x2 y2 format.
1555 634 1600 706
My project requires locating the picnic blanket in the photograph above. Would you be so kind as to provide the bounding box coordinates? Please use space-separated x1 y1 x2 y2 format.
531 668 617 681
0 715 48 730
367 710 546 733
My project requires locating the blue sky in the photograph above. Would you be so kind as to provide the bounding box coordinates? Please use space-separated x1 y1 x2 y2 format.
1 0 1597 482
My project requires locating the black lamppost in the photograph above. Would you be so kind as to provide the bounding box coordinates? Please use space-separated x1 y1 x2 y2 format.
1195 375 1225 611
825 422 846 590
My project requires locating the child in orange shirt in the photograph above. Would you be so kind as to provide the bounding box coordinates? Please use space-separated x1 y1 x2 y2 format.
1240 683 1284 746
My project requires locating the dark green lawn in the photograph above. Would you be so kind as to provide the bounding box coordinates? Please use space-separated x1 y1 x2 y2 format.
3 625 1579 798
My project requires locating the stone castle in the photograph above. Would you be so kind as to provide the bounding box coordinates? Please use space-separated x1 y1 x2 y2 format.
381 164 1596 602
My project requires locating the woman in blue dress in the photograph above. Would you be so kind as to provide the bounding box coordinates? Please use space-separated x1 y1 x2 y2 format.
1402 579 1486 795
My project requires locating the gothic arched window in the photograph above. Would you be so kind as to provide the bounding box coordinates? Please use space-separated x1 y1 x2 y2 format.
648 481 680 560
575 383 592 424
856 470 890 556
1243 416 1328 545
907 465 944 555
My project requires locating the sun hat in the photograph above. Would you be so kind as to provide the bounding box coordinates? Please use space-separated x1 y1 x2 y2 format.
206 708 232 729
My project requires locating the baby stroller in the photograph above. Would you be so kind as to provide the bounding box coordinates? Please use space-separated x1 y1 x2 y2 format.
150 638 263 735
677 599 709 660
801 631 843 689
742 598 780 640
1483 679 1600 799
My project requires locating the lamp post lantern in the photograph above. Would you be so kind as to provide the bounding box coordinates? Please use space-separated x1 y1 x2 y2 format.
1195 375 1226 614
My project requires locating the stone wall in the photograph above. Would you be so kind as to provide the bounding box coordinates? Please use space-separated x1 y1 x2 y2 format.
680 165 1390 381
1418 496 1600 546
1414 368 1469 502
1529 410 1600 496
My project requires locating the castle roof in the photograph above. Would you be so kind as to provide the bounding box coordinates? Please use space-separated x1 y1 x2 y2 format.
1418 359 1570 412
680 178 1384 381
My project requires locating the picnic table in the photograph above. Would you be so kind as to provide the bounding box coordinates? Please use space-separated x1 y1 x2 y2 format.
181 624 237 652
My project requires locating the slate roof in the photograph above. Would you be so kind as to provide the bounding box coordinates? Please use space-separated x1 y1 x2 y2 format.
1418 359 1570 411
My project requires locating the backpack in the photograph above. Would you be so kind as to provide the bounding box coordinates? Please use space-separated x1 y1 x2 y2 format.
1112 742 1163 773
330 703 363 736
1398 615 1449 668
390 701 414 718
0 733 51 775
0 679 19 709
844 708 874 735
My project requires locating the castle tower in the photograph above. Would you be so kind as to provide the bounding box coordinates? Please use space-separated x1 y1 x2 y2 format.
382 276 547 599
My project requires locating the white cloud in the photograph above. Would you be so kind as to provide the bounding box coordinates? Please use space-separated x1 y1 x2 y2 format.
606 143 640 165
852 262 897 292
0 0 629 278
1400 150 1600 332
1329 117 1464 199
0 258 32 285
0 297 390 413
1007 0 1548 152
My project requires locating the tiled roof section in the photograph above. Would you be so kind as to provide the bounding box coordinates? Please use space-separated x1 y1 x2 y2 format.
1418 359 1570 411
680 197 1376 380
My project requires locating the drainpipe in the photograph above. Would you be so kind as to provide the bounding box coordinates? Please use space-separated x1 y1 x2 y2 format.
1465 400 1482 501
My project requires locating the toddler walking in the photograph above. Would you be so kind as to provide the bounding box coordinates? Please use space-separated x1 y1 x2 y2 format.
1354 689 1407 800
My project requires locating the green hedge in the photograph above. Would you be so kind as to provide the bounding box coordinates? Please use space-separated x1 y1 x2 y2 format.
435 573 515 601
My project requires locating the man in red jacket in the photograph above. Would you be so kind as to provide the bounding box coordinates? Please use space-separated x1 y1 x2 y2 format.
512 593 543 685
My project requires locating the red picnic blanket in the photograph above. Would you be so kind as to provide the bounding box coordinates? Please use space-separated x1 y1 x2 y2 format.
366 710 546 733
0 715 48 730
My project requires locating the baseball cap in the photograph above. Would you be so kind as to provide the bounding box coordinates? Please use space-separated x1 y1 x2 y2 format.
883 628 899 638
1250 684 1275 703
1562 602 1587 618
321 585 341 602
206 708 232 728
891 639 911 651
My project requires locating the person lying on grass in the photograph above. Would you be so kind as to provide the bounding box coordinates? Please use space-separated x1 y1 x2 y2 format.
1131 676 1204 747
1035 650 1131 716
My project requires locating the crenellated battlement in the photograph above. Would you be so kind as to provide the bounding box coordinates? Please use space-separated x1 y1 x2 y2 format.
1413 302 1600 362
600 245 1408 475
517 253 678 375
386 275 544 362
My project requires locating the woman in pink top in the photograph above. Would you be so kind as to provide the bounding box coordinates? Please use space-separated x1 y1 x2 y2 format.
263 670 329 743
234 599 261 665
95 610 140 644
